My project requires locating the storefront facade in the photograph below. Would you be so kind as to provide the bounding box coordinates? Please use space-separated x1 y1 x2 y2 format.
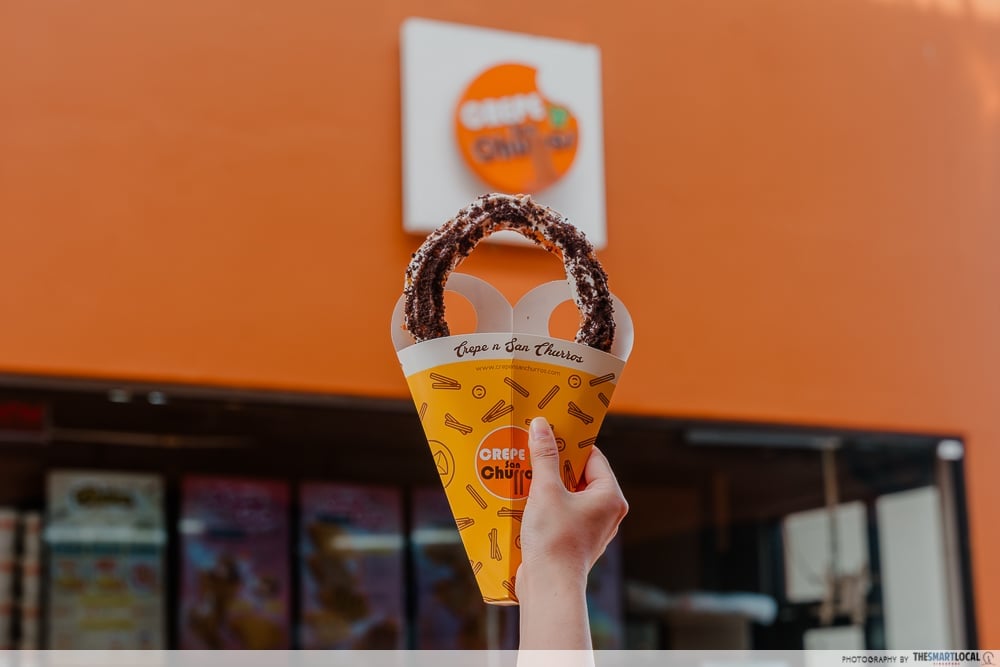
2 0 999 647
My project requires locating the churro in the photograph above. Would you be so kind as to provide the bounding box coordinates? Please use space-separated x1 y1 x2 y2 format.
403 194 615 351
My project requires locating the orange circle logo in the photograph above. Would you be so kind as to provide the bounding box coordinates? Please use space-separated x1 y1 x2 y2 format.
455 63 578 194
476 426 532 500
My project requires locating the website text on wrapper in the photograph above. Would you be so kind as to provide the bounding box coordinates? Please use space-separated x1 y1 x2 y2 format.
475 362 561 375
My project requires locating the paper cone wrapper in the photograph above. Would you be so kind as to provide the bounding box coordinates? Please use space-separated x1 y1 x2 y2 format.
392 274 634 605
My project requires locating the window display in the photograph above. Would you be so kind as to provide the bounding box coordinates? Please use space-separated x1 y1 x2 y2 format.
45 471 166 649
179 477 290 649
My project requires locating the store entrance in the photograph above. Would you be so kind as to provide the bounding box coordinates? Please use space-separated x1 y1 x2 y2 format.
614 421 974 651
0 378 975 650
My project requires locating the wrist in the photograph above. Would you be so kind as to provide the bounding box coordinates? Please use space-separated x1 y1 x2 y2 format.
518 545 591 582
516 559 588 603
516 561 591 651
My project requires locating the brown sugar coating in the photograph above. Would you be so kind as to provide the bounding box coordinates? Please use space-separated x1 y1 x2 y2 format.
404 193 615 352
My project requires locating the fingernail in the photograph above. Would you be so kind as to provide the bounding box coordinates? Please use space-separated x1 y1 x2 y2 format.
529 416 550 439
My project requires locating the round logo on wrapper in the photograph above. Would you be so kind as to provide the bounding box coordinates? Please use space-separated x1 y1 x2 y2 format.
476 426 532 500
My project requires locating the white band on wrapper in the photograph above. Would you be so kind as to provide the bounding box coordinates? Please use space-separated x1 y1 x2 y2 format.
392 274 634 362
392 273 512 352
513 281 634 361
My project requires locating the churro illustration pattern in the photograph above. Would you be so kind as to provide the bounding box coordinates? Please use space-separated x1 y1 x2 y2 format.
466 484 488 510
563 460 577 492
482 400 514 423
404 356 620 604
489 528 502 561
589 373 615 387
537 385 560 409
445 413 473 435
431 373 461 390
501 578 518 601
567 401 594 425
503 377 530 398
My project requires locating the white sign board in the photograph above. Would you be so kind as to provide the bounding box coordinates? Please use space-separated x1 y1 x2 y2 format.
400 18 607 248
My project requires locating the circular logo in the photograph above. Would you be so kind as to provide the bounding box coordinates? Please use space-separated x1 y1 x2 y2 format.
428 440 455 488
568 374 582 388
476 426 532 500
455 63 579 194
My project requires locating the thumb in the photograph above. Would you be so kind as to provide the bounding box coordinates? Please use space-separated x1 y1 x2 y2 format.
527 416 563 491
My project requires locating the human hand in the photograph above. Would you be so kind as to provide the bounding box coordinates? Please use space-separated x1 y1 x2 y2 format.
516 416 628 650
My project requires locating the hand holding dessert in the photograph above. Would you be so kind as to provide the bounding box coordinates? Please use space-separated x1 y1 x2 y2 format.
516 416 628 651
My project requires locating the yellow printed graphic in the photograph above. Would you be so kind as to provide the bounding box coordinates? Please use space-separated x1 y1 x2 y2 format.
405 358 616 604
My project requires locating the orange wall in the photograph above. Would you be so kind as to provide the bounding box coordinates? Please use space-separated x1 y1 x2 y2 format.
2 0 999 643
